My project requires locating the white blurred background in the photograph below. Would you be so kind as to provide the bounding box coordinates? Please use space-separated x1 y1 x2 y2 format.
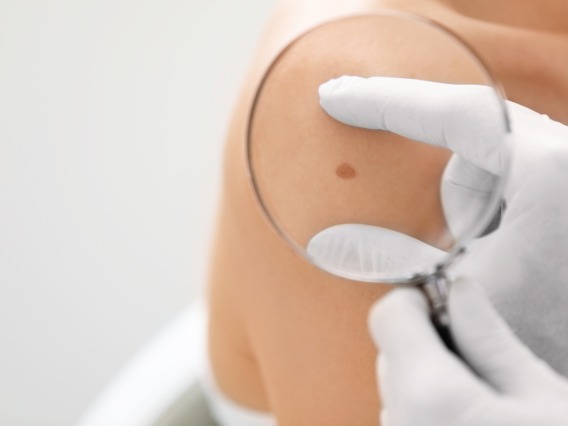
0 1 275 424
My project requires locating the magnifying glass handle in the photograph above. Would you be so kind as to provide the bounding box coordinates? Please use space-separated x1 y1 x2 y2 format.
431 305 460 355
420 273 461 356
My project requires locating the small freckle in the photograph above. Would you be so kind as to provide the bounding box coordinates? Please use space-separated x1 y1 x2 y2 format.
336 162 357 179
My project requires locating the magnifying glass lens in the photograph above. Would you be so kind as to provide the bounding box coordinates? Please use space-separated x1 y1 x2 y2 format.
248 13 509 284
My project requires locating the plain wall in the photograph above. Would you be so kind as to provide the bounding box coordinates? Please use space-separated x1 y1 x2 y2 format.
0 1 275 424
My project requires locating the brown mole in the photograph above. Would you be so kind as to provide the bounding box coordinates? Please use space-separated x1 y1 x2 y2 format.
335 162 357 179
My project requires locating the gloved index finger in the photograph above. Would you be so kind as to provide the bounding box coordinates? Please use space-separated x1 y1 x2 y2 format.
319 76 510 176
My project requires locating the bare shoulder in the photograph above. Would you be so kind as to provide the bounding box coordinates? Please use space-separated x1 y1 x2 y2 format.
250 14 481 247
209 7 568 425
209 12 487 425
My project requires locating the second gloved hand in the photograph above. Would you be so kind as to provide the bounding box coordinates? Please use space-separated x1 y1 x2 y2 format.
369 279 568 426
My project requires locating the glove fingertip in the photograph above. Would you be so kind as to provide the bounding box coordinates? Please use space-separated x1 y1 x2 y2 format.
318 75 359 99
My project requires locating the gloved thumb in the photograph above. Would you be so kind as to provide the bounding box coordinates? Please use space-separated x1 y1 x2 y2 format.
449 277 560 396
306 223 447 279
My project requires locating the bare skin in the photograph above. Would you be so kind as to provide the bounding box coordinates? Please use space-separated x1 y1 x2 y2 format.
206 1 568 424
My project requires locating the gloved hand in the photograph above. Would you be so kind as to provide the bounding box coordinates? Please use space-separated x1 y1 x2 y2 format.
318 76 568 376
369 280 568 426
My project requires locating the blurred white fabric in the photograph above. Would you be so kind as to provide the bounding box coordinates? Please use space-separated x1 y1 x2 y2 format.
77 300 216 426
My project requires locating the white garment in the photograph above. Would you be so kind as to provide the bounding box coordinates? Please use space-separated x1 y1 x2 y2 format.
199 305 277 426
200 356 278 426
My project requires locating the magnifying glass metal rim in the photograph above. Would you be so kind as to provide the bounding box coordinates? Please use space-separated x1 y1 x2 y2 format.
246 10 511 285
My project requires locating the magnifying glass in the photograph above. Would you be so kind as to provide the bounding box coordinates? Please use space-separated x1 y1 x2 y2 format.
246 12 510 352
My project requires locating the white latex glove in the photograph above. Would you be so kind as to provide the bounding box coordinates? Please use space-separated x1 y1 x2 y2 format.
318 76 568 376
369 280 568 426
